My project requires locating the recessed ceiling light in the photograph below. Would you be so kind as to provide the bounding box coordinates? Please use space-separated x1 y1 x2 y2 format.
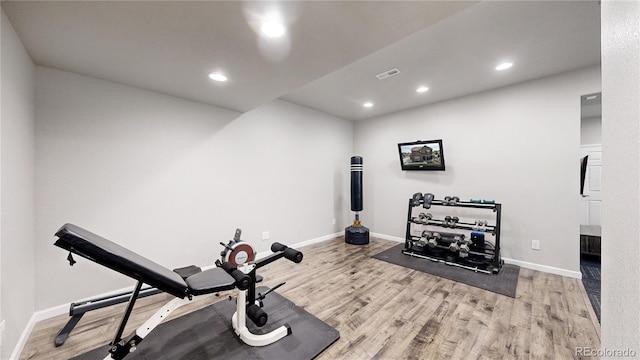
495 62 513 71
363 102 374 108
416 86 429 93
261 21 286 38
208 72 228 82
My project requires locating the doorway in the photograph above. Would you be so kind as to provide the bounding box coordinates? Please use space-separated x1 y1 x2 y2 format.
579 92 601 323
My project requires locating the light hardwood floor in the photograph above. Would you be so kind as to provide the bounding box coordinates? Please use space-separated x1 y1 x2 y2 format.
20 237 600 359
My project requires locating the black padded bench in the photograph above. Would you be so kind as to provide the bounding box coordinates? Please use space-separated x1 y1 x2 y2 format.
54 223 303 359
55 223 250 297
54 223 252 359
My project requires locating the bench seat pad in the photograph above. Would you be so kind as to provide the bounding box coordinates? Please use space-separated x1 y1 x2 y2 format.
185 267 237 296
55 223 190 298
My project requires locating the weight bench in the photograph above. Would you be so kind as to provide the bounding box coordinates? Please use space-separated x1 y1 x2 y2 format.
54 223 303 360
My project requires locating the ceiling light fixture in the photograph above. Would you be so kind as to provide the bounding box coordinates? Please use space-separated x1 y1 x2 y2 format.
208 72 228 82
495 62 513 71
363 102 374 108
586 95 598 100
261 21 286 38
416 86 429 93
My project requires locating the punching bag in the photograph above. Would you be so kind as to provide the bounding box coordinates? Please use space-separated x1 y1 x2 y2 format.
345 156 369 245
350 156 363 212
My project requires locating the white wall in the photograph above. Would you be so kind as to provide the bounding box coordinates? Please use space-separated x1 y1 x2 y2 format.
601 0 640 354
581 116 602 145
354 66 601 275
0 9 36 360
34 67 354 310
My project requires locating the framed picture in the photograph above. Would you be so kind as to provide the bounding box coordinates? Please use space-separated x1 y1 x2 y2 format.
397 139 445 171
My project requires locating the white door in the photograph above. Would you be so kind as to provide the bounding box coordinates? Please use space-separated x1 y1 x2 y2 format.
579 144 602 226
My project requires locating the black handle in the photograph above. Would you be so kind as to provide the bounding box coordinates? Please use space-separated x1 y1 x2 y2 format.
220 262 251 290
247 304 268 327
271 242 303 263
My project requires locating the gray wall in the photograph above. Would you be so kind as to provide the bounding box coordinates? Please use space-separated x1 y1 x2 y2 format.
354 66 601 275
0 10 36 360
34 67 354 310
601 0 640 355
581 116 602 145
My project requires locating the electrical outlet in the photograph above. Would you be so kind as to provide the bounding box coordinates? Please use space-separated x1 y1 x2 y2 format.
332 218 336 225
531 239 540 250
262 231 270 241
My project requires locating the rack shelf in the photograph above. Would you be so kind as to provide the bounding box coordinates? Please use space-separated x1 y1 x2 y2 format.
403 195 503 274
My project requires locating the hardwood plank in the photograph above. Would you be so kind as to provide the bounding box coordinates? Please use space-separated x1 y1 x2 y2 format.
515 268 534 302
529 301 555 359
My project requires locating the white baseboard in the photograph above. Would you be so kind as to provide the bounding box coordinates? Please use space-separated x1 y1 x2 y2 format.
256 232 341 259
371 232 404 243
371 232 582 279
9 314 36 360
502 257 582 279
13 232 342 358
34 284 145 322
292 231 343 249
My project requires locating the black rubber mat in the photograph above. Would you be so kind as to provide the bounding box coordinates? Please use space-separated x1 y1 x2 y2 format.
72 287 339 360
373 244 520 298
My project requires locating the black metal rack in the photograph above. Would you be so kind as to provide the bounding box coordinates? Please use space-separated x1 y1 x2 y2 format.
403 196 503 274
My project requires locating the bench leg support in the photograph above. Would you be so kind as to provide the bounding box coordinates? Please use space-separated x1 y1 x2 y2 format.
107 297 190 360
231 289 291 347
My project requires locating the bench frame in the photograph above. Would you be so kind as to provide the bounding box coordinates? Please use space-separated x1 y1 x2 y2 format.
53 223 302 360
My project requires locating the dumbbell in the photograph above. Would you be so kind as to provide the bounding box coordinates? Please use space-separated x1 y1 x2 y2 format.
461 235 472 245
442 196 460 206
449 241 459 252
459 243 470 254
418 213 433 222
472 224 486 232
453 234 468 244
428 232 441 248
423 193 435 209
411 192 424 207
419 231 432 246
472 219 488 231
443 216 459 227
470 198 494 204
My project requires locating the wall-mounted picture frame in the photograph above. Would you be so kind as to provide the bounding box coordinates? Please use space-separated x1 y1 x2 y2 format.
397 139 445 171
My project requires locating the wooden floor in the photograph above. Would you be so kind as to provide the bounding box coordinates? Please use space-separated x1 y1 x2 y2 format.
20 237 600 360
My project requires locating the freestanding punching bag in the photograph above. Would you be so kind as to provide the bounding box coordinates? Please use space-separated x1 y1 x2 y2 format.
345 156 370 245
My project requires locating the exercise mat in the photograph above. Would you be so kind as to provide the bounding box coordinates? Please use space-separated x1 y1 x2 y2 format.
72 287 339 360
373 244 520 298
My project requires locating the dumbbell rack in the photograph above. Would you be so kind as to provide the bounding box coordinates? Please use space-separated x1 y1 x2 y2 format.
403 197 503 274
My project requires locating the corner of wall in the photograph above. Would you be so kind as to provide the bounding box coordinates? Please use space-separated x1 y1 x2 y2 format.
1 8 37 360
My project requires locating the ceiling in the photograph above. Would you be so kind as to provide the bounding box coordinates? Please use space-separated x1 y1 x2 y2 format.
2 1 601 121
